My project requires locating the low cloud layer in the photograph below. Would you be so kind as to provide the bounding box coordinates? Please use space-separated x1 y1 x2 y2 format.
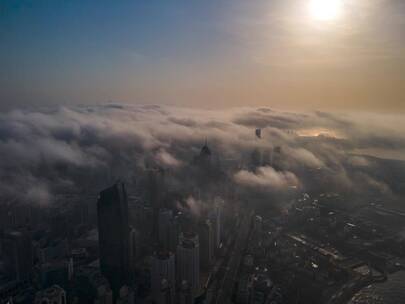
0 104 404 207
234 166 300 190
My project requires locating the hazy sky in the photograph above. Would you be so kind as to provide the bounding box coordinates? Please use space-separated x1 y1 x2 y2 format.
1 0 405 111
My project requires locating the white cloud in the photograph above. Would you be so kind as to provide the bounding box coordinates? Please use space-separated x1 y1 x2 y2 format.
234 166 300 190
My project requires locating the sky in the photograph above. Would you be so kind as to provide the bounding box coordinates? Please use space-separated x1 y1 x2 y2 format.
1 0 405 112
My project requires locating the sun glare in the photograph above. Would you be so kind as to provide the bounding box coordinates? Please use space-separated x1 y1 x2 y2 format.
309 0 342 21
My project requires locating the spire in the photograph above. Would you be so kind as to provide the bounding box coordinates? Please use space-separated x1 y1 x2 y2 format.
200 138 211 156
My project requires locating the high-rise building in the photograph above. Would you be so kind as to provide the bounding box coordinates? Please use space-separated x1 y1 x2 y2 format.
194 141 212 167
129 227 140 274
96 286 114 304
271 146 282 170
198 219 214 269
168 215 179 253
177 232 199 293
146 168 166 240
236 277 250 304
39 259 74 289
132 204 153 238
248 273 274 304
34 285 66 304
72 265 113 304
158 209 173 251
1 230 33 281
116 285 135 304
178 280 194 304
154 278 173 304
253 215 263 235
97 182 130 293
151 251 176 304
37 238 69 264
255 128 262 139
250 148 263 169
210 198 223 250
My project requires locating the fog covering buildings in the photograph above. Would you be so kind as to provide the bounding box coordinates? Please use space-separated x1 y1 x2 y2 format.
0 105 405 304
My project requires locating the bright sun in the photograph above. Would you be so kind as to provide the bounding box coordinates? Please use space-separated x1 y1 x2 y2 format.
309 0 342 21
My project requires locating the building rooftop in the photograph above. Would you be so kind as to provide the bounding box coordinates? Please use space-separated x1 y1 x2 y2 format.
200 142 211 156
155 251 174 260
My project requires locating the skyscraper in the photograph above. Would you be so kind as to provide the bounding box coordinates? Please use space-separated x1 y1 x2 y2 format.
97 182 130 293
176 232 200 293
198 219 214 269
1 230 33 282
151 251 176 304
168 215 179 253
129 226 140 275
146 168 166 240
158 209 173 251
193 141 212 169
210 198 223 250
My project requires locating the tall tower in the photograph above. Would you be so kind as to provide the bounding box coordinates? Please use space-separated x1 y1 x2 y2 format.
176 232 200 293
195 140 212 167
151 251 176 304
97 182 130 293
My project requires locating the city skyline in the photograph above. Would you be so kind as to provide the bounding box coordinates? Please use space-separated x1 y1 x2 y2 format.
1 1 405 304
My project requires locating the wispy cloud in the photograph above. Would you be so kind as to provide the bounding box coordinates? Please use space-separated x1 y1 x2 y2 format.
0 104 404 207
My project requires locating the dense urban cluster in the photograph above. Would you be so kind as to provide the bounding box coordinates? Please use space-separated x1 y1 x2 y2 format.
1 138 405 304
0 142 245 304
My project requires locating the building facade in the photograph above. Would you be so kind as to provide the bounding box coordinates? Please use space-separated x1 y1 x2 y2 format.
176 232 199 293
151 251 176 304
97 182 130 293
